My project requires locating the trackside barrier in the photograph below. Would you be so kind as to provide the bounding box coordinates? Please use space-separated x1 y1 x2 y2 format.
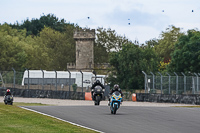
85 92 92 100
136 93 200 105
0 88 85 100
0 86 110 100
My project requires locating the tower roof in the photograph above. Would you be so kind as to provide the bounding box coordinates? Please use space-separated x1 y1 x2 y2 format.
73 29 95 40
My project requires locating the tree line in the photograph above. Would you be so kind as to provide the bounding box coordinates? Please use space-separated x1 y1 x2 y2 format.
0 14 199 91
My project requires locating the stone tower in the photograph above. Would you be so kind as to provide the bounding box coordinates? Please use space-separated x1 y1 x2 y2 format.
73 29 95 71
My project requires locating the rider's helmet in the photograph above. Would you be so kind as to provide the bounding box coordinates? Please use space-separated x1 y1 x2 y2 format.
96 80 100 84
6 89 10 93
114 84 119 90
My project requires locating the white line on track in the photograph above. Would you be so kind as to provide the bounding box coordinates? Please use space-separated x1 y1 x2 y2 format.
20 106 104 133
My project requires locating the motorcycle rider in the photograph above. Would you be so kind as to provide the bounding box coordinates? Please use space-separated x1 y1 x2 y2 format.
108 84 123 106
91 80 105 100
5 89 11 96
4 89 12 103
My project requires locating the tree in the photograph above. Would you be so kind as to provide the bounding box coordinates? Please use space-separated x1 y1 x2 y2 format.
0 24 29 71
167 29 200 73
154 25 184 63
10 14 76 36
94 27 132 65
94 43 109 64
96 27 131 52
142 39 161 72
30 27 75 70
107 42 159 90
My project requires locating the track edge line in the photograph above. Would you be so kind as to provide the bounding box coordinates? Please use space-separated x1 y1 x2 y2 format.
20 106 104 133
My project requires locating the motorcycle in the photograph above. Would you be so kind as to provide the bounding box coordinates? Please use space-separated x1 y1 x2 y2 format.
4 95 14 105
109 91 122 114
92 85 105 105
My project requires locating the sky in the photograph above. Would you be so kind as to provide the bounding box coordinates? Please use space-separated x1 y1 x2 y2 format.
0 0 200 44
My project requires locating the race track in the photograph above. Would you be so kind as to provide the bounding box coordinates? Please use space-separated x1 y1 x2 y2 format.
23 105 200 133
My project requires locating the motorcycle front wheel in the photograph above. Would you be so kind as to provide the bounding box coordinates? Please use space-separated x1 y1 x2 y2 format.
111 110 113 114
96 96 101 105
113 104 117 114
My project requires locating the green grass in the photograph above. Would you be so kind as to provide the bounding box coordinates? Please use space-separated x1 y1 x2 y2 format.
13 102 49 106
173 106 200 108
0 103 97 133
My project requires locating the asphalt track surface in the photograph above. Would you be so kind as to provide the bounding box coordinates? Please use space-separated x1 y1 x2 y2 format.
23 105 200 133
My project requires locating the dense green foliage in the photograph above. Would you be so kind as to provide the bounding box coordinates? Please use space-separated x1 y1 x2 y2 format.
167 30 200 73
154 25 184 63
108 42 159 90
0 13 200 90
10 14 74 36
94 27 131 63
1 14 112 70
0 24 77 71
0 24 28 70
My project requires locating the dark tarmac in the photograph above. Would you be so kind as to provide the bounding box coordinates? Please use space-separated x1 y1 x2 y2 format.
23 105 200 133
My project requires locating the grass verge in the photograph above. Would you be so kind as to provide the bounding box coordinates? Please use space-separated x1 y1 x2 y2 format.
173 106 200 108
0 103 97 133
13 102 49 106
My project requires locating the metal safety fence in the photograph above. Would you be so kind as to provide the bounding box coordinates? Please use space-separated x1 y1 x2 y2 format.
142 71 200 95
0 70 76 91
0 70 110 99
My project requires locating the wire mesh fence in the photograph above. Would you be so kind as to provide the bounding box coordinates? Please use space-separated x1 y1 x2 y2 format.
143 71 200 95
0 71 73 91
0 70 109 99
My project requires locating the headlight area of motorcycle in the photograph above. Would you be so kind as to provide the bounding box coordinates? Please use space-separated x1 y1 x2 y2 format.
112 96 122 100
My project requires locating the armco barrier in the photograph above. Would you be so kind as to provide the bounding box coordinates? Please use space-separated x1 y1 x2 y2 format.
0 88 85 100
3 88 199 104
0 87 110 100
136 93 200 105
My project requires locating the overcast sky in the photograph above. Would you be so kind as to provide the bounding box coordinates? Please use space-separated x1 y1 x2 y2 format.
0 0 200 44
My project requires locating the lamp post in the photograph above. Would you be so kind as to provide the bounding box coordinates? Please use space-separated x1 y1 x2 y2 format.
80 70 83 97
194 73 199 93
25 68 29 97
150 72 155 92
181 72 186 94
40 69 44 90
174 72 178 94
158 72 163 94
166 72 171 94
54 70 57 91
67 69 71 98
142 71 147 93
